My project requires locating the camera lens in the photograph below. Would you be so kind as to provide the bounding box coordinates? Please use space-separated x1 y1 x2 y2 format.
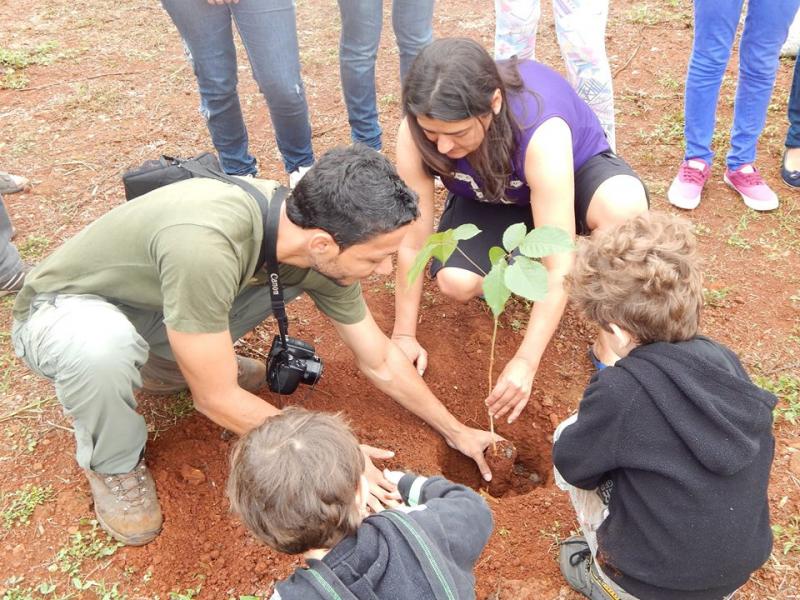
302 358 323 385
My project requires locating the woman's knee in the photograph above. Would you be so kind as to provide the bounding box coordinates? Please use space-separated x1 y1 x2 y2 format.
435 268 483 302
586 175 648 231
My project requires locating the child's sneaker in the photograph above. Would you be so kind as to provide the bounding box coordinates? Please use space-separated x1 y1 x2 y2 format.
558 536 618 600
667 159 710 210
724 164 779 211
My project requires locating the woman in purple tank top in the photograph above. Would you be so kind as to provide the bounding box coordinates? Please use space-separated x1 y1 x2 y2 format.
392 38 648 425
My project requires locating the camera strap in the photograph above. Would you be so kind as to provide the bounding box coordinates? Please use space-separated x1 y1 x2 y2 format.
177 160 291 347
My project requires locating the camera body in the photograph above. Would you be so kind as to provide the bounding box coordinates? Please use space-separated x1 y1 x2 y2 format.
267 335 324 394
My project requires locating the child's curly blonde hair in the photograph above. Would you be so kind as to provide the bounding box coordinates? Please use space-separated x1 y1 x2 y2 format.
567 211 703 344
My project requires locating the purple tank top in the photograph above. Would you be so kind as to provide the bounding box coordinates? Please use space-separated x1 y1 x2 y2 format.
442 60 610 205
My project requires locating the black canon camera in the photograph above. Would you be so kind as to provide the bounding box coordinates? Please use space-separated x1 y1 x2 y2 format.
267 335 323 394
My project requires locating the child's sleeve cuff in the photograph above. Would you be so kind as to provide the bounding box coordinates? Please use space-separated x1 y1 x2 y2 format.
398 473 428 506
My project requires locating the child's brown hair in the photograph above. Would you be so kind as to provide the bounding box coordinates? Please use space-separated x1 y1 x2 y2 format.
227 407 365 554
567 211 703 344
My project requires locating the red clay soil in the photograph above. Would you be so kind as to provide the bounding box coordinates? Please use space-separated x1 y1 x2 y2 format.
1 0 799 599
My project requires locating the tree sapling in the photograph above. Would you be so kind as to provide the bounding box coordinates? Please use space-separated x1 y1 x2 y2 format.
408 221 573 494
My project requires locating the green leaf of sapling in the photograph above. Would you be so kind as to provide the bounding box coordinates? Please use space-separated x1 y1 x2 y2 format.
451 223 482 241
488 246 506 266
483 261 511 319
502 222 527 252
407 246 435 286
519 225 574 258
504 256 549 302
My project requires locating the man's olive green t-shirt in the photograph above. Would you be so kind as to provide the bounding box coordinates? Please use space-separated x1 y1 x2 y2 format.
13 178 366 331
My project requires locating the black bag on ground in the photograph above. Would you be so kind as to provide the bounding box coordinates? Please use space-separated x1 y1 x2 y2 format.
122 152 220 200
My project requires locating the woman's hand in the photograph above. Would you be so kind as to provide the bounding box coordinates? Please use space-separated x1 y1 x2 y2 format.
485 356 537 424
391 333 429 376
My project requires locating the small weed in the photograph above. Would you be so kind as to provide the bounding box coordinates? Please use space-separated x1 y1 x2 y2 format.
772 515 800 555
510 319 523 333
498 526 511 537
70 578 126 599
166 390 195 419
1 484 53 529
755 374 800 424
1 577 62 600
49 520 122 576
703 287 732 308
725 214 752 250
640 111 683 145
17 235 51 260
692 223 712 237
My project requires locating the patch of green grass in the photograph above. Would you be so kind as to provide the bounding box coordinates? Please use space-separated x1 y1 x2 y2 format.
49 520 122 576
17 235 51 260
703 287 732 308
0 42 59 90
725 214 752 250
640 111 683 145
166 390 195 419
755 374 800 424
772 515 800 555
1 484 53 529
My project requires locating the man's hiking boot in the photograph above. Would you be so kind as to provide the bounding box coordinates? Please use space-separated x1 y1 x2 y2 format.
140 353 266 394
85 458 163 546
559 536 621 600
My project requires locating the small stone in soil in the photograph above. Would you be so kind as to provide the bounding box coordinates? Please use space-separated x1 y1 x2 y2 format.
180 464 206 485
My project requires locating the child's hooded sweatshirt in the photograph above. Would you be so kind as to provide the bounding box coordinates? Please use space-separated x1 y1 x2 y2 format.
272 476 492 600
553 336 776 600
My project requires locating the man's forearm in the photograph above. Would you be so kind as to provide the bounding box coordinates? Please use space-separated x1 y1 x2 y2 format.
193 387 280 435
358 341 465 441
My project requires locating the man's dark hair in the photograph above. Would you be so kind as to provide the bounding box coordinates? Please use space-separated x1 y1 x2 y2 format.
286 144 419 249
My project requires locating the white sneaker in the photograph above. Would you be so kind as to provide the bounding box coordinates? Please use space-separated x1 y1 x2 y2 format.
289 165 312 189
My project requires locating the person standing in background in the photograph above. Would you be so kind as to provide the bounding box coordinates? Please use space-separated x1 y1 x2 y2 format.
0 171 31 296
162 0 315 187
667 0 800 212
494 0 616 150
337 0 434 150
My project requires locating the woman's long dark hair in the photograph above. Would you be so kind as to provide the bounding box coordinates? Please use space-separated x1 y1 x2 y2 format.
402 37 527 202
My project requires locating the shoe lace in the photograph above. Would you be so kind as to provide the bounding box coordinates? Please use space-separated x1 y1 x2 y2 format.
731 168 765 186
562 539 592 567
679 163 707 184
104 463 150 509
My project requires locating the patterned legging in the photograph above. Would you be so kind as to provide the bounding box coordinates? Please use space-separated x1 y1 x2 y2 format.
495 0 615 150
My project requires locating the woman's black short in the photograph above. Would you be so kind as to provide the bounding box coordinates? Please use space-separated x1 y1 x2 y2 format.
430 151 648 277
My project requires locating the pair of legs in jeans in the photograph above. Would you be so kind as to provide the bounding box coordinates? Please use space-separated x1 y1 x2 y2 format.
669 0 799 210
337 0 434 150
161 0 314 176
494 0 616 150
684 0 799 170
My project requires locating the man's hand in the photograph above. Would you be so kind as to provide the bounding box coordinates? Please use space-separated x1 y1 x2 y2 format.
361 445 402 513
485 356 536 425
391 333 428 376
446 427 503 482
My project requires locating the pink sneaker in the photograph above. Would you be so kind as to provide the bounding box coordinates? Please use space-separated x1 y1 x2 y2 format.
723 164 779 211
667 159 710 210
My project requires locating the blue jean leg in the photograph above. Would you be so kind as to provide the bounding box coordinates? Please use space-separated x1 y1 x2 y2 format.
786 56 800 147
231 0 314 173
162 0 255 175
727 0 800 168
683 0 743 165
338 0 384 150
337 0 433 149
393 0 434 80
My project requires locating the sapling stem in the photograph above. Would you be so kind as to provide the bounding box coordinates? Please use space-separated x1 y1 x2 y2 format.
488 317 498 455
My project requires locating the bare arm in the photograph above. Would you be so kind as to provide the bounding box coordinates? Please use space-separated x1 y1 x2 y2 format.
392 118 436 374
166 328 278 434
486 117 577 423
333 310 499 481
